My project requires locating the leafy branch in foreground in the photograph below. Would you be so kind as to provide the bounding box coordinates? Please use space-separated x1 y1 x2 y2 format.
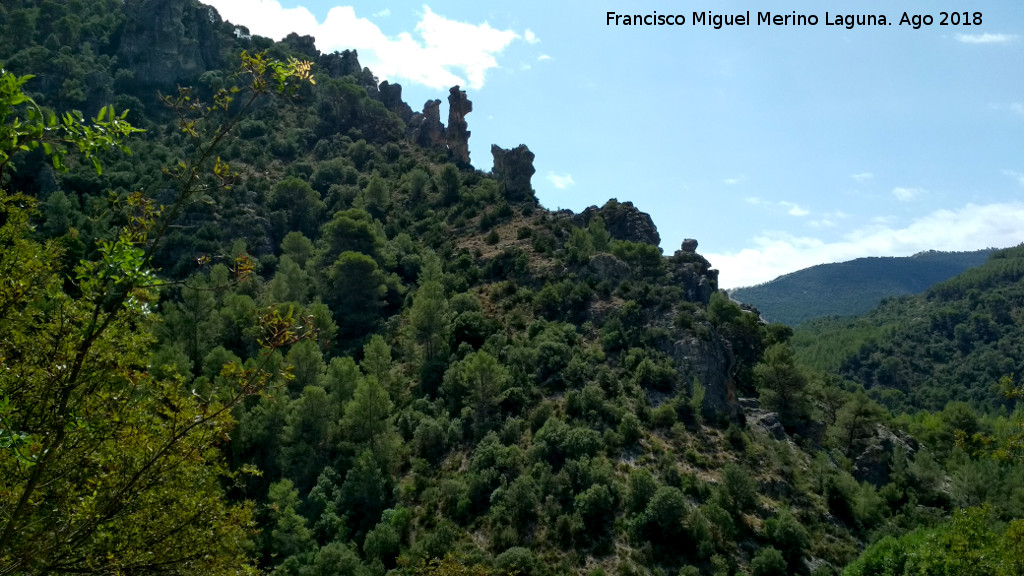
0 53 314 575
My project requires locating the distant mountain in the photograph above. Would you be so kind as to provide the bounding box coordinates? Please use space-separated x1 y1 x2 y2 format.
792 244 1024 412
729 249 994 326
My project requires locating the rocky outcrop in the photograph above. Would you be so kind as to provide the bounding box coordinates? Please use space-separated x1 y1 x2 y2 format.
587 253 631 284
573 199 661 246
412 100 445 149
377 81 414 124
280 32 320 59
319 49 363 79
491 144 537 203
672 334 737 420
119 0 230 87
668 240 718 306
446 86 472 164
852 424 919 487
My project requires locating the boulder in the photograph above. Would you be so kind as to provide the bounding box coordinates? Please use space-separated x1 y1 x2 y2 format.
681 238 699 253
491 144 537 203
446 86 472 164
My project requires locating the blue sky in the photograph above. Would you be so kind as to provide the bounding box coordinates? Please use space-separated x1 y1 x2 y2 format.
203 0 1024 287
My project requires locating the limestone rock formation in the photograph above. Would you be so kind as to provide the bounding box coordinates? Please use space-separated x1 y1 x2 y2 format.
491 144 537 203
377 81 414 124
573 199 661 246
412 100 446 150
319 49 363 79
280 32 320 59
446 86 472 164
852 424 919 487
119 0 229 87
672 334 738 420
668 241 719 306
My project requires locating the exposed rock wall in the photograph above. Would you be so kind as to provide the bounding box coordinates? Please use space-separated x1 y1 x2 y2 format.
446 86 472 164
119 0 229 87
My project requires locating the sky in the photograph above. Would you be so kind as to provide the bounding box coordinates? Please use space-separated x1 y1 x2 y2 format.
202 0 1024 288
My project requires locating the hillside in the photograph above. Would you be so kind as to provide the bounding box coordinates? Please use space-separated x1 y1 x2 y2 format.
1 2 1022 576
793 245 1024 412
730 250 993 326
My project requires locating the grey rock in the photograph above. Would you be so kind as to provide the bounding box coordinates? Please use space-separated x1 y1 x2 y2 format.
120 0 229 87
672 334 737 420
852 424 918 487
491 144 537 203
574 199 661 246
446 86 472 164
587 253 631 284
681 238 699 253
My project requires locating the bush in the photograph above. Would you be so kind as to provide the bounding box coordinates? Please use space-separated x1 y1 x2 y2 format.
751 547 787 576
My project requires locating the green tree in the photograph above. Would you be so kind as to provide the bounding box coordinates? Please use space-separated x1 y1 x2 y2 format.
0 55 314 574
754 343 810 425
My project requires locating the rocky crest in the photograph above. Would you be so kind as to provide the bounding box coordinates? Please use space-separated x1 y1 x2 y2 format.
491 144 537 203
668 239 719 306
378 81 414 124
573 199 661 247
119 0 231 87
446 86 472 164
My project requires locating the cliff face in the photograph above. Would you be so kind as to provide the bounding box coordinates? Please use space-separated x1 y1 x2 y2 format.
119 0 230 87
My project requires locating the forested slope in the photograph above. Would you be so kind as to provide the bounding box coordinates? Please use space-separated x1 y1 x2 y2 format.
730 250 993 326
1 1 1022 575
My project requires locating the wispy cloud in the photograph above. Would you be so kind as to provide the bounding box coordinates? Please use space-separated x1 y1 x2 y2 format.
780 201 809 217
372 8 391 17
707 202 1024 288
537 54 552 61
547 173 576 189
851 172 874 182
892 187 925 202
723 175 746 185
204 1 521 89
524 29 539 44
1004 170 1024 187
1012 103 1024 116
955 33 1017 44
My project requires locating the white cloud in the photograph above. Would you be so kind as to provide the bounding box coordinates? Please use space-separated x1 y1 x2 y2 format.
1012 103 1024 116
780 201 809 217
723 175 745 185
955 33 1017 44
524 29 539 44
892 187 924 202
204 1 520 90
851 172 874 182
547 173 576 189
706 202 1024 288
373 8 391 17
537 54 552 61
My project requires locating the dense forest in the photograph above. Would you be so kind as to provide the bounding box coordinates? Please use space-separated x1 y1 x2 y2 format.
1 1 1022 575
729 250 993 326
